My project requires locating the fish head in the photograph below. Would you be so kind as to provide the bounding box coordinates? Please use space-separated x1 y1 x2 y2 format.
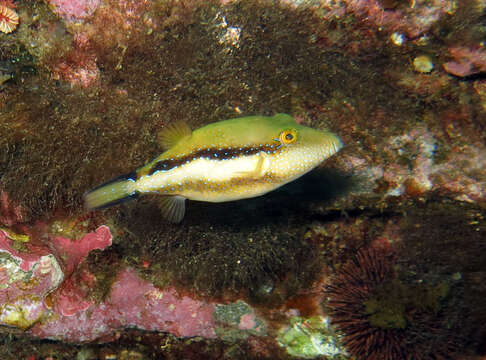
264 114 343 180
179 113 342 184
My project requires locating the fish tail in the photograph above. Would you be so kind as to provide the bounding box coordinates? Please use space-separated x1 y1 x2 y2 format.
84 172 139 210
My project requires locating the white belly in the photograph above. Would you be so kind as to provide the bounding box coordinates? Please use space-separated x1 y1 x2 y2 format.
134 153 274 202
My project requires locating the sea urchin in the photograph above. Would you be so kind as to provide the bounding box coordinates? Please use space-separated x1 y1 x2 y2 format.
324 246 457 360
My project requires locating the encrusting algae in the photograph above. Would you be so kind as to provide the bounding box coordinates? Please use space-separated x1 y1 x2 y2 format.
84 114 342 222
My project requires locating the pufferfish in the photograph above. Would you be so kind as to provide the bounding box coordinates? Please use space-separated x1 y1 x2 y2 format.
84 114 342 222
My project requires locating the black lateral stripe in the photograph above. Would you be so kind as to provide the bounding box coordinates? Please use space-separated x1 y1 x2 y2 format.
147 144 279 176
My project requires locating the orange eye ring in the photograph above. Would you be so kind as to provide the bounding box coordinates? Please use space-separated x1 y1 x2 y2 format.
279 129 297 144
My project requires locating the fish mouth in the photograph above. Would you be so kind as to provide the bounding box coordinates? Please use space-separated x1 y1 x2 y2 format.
331 136 343 154
319 132 343 158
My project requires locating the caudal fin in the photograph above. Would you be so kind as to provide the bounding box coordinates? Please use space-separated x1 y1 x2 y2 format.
84 172 139 210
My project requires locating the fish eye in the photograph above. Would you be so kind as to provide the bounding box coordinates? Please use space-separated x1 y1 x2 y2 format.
279 129 297 144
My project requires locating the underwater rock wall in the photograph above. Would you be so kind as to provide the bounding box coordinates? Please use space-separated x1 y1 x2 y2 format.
1 227 265 343
1 0 485 359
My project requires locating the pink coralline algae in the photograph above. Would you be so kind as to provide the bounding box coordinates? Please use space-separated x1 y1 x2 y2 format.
0 191 27 226
0 225 112 330
0 223 230 342
337 125 486 202
48 0 101 22
321 0 455 39
51 34 100 88
78 0 153 50
49 224 112 276
443 46 486 77
52 269 96 317
0 229 63 329
238 313 257 331
49 225 112 316
30 267 217 342
433 144 486 202
48 0 154 88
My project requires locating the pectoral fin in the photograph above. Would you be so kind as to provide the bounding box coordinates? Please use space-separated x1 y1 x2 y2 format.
236 153 266 178
159 195 186 223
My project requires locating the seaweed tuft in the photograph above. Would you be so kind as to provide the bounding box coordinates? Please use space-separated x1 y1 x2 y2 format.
114 198 323 298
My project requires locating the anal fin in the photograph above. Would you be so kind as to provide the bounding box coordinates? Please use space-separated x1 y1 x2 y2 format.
158 195 186 223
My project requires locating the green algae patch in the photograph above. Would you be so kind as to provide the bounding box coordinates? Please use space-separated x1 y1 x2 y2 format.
364 279 449 330
277 316 348 359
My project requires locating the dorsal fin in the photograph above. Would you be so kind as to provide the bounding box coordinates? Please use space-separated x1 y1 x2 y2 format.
158 121 192 150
